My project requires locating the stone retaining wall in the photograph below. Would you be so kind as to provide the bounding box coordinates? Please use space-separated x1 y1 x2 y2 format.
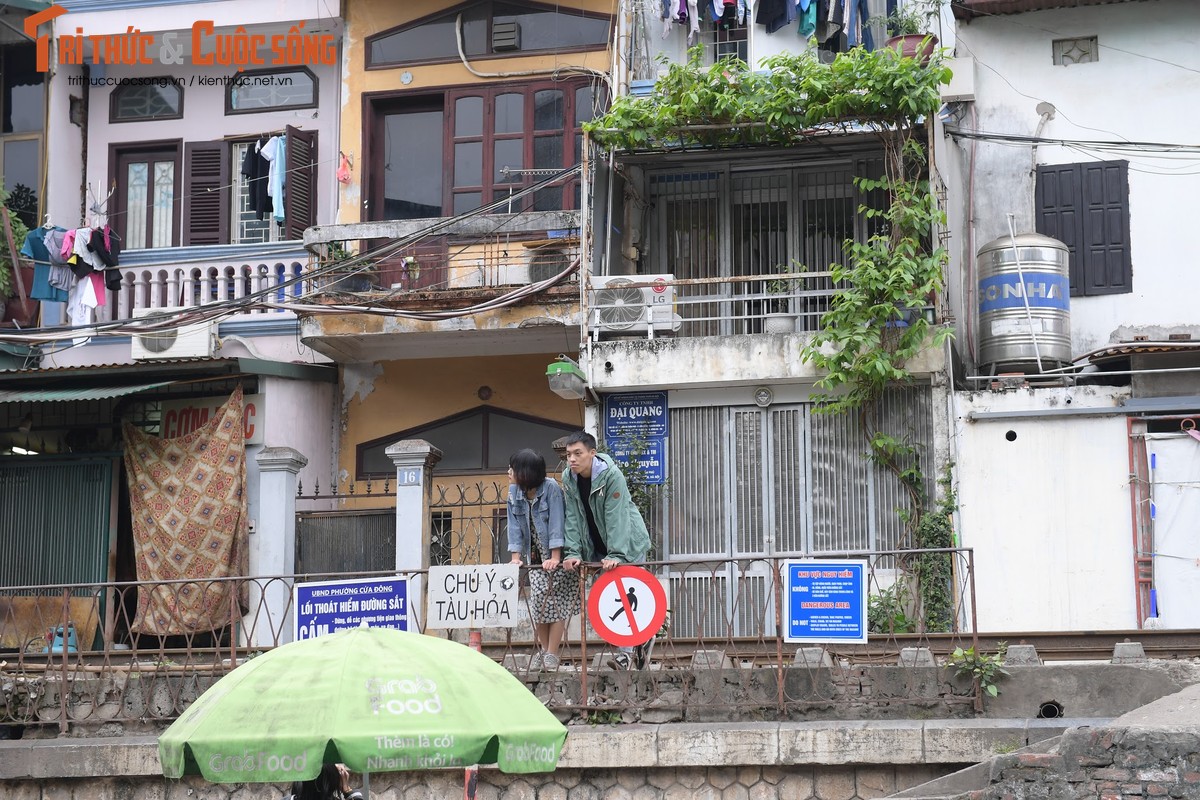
956 727 1200 799
3 764 959 800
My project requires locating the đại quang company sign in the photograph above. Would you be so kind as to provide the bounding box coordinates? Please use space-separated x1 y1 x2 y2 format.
24 5 337 73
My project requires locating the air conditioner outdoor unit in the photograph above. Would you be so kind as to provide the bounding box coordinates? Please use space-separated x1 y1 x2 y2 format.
589 274 681 337
131 307 217 360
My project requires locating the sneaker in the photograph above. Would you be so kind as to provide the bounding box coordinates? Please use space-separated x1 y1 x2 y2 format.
528 651 544 671
606 652 631 670
542 652 560 671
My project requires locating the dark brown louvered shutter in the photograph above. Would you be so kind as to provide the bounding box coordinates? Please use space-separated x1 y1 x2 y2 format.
1080 160 1131 296
1035 163 1083 295
1036 160 1131 297
284 126 318 240
183 141 230 246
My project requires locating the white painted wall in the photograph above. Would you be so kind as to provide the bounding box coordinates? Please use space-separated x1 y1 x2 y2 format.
259 374 336 496
953 385 1138 631
59 0 341 38
943 0 1200 360
83 54 340 231
44 63 86 229
587 333 946 391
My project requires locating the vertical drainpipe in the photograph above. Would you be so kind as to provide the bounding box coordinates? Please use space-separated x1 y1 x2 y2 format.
80 62 91 225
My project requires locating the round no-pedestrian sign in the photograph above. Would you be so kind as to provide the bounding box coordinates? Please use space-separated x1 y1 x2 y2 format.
586 565 667 647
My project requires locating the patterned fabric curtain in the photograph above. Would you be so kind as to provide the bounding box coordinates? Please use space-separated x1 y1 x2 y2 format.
123 386 249 635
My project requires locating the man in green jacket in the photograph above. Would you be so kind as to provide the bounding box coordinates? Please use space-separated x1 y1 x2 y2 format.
560 431 651 669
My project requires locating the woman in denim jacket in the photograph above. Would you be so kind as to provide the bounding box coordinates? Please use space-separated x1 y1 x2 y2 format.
507 448 580 671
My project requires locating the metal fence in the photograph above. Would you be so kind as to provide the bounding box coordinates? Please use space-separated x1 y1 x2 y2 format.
0 548 978 732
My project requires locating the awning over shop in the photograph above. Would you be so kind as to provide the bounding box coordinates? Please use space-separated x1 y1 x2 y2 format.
0 382 173 403
0 0 52 13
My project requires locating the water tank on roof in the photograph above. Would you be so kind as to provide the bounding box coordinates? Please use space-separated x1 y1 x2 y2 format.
977 232 1072 373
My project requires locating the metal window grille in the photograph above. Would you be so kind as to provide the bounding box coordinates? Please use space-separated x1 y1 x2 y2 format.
232 142 282 245
662 388 933 635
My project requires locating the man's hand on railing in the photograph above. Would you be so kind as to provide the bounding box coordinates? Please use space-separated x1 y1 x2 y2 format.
560 558 620 572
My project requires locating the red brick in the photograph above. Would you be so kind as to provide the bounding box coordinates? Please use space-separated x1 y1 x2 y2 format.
1184 772 1200 783
1146 785 1169 796
1094 769 1134 781
1017 753 1064 768
1120 784 1144 795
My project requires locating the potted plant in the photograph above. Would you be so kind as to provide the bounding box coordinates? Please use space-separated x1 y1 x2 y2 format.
764 263 800 334
0 191 35 326
876 1 941 63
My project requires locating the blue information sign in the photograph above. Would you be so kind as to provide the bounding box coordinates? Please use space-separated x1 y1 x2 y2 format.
606 436 665 485
783 560 867 644
293 575 408 641
604 392 668 440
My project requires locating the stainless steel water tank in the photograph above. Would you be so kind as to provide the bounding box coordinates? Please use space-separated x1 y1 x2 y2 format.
977 232 1072 372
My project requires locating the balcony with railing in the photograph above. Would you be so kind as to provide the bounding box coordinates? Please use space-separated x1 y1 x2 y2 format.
99 243 315 323
294 210 583 362
584 272 943 391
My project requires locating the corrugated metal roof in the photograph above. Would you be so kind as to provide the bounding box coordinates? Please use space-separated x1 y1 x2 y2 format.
0 381 172 404
57 0 212 11
0 357 335 385
1089 342 1200 362
1 0 52 12
953 0 1151 20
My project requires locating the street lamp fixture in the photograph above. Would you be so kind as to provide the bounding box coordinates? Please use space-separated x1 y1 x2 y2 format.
546 355 588 400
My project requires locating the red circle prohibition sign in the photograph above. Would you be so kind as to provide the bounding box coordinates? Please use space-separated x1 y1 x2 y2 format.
586 565 668 647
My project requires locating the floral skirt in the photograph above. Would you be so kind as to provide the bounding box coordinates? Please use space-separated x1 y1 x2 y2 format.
528 567 582 624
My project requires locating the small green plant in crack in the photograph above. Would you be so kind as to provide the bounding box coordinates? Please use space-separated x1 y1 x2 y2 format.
949 641 1009 710
993 737 1022 755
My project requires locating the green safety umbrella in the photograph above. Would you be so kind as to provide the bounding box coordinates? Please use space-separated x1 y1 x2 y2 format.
159 626 566 786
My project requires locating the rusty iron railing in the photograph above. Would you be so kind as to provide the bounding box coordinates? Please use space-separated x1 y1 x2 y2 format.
0 549 979 733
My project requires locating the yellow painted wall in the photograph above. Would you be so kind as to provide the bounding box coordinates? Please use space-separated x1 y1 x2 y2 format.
337 352 586 562
338 0 616 224
339 351 584 483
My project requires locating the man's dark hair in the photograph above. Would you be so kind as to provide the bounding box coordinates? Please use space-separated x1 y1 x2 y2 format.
508 448 546 493
291 763 342 800
564 431 597 451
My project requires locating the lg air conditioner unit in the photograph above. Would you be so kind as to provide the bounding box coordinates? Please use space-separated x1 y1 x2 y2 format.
589 274 681 337
131 307 217 360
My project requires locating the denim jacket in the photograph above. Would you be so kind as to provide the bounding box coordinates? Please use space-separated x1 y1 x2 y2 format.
506 478 566 559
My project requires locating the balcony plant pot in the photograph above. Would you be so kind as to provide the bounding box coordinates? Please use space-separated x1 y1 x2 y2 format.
764 312 798 334
885 33 939 64
1 264 38 326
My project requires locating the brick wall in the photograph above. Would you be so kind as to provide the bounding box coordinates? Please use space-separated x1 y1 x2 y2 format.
964 728 1200 799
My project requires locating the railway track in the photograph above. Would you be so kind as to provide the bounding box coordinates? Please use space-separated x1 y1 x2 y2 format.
482 629 1200 666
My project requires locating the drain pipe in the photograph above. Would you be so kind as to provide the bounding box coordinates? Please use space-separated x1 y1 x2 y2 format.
1029 102 1056 216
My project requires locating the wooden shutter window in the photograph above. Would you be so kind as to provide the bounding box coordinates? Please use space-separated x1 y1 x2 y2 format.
182 141 230 246
1035 163 1082 294
284 126 318 240
1081 160 1131 296
1035 160 1130 297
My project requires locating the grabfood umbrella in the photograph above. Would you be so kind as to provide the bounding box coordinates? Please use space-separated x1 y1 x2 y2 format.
159 626 565 785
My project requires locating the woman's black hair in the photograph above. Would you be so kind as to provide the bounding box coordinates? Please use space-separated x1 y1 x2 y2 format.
509 448 547 493
291 763 342 800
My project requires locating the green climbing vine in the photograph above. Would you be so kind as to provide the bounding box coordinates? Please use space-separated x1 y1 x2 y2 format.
586 42 957 631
